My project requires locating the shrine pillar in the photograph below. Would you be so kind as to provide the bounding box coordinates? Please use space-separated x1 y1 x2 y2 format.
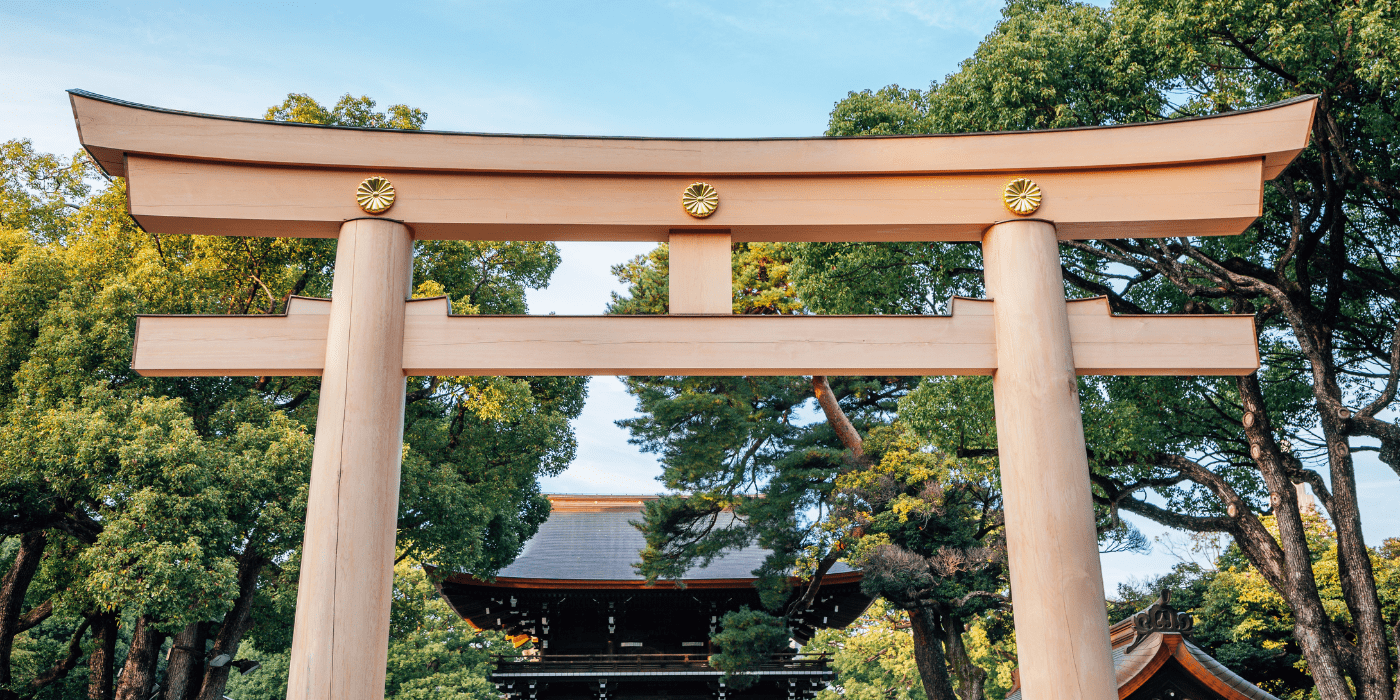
287 218 414 700
668 232 732 314
982 219 1116 700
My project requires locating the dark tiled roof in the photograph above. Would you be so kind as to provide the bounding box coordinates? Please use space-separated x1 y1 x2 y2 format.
492 495 853 581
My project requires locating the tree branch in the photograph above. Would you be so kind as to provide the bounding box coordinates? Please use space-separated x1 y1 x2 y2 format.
1360 318 1400 418
23 617 90 695
812 376 863 459
16 599 51 634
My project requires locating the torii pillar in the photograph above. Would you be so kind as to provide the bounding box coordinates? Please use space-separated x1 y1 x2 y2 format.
67 89 1317 700
288 218 413 699
984 218 1116 699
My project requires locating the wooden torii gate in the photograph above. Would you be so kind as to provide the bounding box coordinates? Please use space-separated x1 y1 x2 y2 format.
69 91 1316 700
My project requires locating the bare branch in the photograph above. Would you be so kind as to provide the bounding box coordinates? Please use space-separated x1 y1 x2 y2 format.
1360 318 1400 418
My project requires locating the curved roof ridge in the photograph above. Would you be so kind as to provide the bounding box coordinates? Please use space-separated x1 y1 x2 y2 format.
69 89 1316 185
1182 640 1282 700
66 88 1318 142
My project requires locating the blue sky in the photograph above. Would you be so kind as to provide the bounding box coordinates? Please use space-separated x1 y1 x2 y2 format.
5 0 1397 592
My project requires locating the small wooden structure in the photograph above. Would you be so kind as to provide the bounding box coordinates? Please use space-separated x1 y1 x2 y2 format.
1007 591 1278 700
67 90 1317 700
437 495 871 700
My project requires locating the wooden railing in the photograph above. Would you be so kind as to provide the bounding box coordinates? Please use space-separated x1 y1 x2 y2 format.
492 653 831 674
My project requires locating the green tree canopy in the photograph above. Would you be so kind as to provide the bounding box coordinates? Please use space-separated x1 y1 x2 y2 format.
622 1 1400 700
817 0 1400 698
0 91 583 700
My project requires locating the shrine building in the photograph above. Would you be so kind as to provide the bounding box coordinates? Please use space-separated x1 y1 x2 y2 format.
441 498 1282 700
434 495 874 700
1008 591 1279 700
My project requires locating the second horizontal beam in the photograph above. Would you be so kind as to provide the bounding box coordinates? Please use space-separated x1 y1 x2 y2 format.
132 297 1258 377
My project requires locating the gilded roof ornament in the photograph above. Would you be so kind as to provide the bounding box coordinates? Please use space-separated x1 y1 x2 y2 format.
681 182 719 218
1002 178 1042 216
356 176 396 214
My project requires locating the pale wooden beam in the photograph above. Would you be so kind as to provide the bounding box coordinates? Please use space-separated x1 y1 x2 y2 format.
131 296 330 376
130 298 1258 377
1064 298 1259 375
668 231 732 314
121 155 1266 242
72 91 1313 180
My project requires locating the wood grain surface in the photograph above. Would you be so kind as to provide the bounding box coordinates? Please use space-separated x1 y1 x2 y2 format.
120 154 1265 241
131 297 1258 377
286 219 413 700
668 232 732 314
983 218 1118 700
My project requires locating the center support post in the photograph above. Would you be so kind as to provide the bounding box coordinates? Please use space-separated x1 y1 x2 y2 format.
287 218 414 700
982 219 1117 700
668 231 732 314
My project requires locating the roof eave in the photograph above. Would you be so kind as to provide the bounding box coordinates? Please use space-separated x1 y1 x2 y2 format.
68 89 1317 180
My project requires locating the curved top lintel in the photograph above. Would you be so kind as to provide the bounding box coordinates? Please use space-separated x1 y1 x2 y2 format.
69 90 1316 180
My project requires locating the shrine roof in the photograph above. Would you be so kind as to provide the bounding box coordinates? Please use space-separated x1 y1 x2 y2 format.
69 89 1315 180
447 495 855 587
1006 591 1278 700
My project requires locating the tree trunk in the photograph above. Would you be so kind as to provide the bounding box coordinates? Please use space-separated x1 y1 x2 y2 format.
0 530 45 688
1317 400 1392 700
162 622 207 700
1236 375 1356 700
194 553 263 700
942 614 987 700
87 611 119 700
907 607 959 700
113 615 167 700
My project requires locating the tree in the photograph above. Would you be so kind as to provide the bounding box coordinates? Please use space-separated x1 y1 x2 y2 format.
265 93 427 130
807 600 927 700
708 607 791 691
818 0 1400 698
0 91 583 700
829 428 1007 700
223 557 520 700
1112 512 1400 700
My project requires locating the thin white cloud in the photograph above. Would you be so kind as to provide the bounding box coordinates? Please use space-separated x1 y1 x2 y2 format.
665 0 1001 38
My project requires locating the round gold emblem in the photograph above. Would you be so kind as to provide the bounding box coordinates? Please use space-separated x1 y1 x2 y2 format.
1002 178 1042 216
356 176 396 214
681 182 719 218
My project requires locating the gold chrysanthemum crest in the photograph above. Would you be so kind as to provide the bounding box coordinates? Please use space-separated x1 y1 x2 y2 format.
1002 178 1042 216
356 176 396 214
681 182 719 218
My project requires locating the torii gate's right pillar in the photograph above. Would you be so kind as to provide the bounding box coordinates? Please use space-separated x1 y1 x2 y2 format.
983 219 1117 700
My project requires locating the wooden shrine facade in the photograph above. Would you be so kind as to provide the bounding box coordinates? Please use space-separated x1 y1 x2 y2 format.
436 496 872 700
68 89 1318 700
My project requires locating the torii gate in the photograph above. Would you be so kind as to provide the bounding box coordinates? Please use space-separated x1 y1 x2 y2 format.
69 90 1316 700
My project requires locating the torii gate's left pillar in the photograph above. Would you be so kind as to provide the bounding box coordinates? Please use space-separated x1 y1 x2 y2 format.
287 218 414 700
